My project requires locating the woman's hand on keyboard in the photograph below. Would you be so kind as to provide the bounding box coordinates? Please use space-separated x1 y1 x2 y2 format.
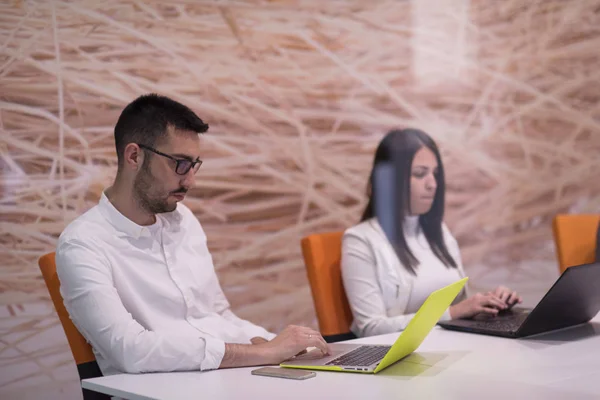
449 292 508 320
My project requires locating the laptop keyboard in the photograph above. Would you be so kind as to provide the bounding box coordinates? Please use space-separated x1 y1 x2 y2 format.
466 311 529 332
326 345 391 367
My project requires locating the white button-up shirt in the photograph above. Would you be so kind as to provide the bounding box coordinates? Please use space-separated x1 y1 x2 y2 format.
56 193 275 375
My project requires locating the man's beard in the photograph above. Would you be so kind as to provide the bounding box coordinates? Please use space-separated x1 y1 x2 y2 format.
133 169 175 214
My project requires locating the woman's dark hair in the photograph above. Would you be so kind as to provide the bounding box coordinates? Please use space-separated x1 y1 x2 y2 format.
361 128 457 274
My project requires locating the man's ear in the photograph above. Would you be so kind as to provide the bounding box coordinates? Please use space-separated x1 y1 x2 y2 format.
123 143 144 172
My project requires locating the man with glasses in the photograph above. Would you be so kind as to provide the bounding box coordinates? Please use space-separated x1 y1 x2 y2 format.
56 94 329 376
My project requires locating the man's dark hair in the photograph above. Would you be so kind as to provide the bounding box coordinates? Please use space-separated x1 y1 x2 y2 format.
114 93 209 166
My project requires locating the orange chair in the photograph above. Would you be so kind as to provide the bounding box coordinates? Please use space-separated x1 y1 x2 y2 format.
552 214 600 273
38 252 109 400
301 231 356 343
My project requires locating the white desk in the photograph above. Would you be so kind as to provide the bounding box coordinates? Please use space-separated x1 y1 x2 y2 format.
83 317 600 400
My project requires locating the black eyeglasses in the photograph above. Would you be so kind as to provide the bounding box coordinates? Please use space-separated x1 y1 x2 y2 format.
137 144 203 175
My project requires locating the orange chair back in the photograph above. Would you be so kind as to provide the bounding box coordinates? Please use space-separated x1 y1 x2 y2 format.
552 214 600 273
38 252 96 365
301 231 353 338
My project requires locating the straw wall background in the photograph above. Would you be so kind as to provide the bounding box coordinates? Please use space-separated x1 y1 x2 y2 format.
1 0 599 398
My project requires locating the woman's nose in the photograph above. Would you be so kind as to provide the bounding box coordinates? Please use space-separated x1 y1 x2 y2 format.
426 174 437 190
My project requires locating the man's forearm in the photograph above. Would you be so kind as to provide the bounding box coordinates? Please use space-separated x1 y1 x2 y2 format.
219 343 275 369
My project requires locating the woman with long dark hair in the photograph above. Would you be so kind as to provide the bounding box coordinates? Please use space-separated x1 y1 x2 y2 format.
341 128 521 337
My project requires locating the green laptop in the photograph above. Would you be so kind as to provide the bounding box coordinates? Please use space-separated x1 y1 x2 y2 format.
280 277 468 374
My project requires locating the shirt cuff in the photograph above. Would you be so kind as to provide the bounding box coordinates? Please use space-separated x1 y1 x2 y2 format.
200 336 226 371
247 326 277 342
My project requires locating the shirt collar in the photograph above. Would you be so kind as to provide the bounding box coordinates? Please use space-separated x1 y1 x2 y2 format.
370 215 421 242
403 215 421 237
98 192 183 239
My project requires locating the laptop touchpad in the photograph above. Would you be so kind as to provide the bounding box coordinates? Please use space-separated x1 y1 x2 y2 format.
292 345 352 361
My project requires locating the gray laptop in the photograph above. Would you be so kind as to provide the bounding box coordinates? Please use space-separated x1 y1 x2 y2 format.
438 262 600 338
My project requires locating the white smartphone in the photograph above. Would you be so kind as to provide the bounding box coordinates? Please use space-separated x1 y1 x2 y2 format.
251 367 316 380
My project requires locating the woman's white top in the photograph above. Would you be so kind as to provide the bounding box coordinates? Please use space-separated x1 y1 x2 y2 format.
341 216 469 337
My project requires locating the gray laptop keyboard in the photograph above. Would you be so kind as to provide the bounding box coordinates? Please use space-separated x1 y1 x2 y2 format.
464 311 529 332
326 345 391 366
